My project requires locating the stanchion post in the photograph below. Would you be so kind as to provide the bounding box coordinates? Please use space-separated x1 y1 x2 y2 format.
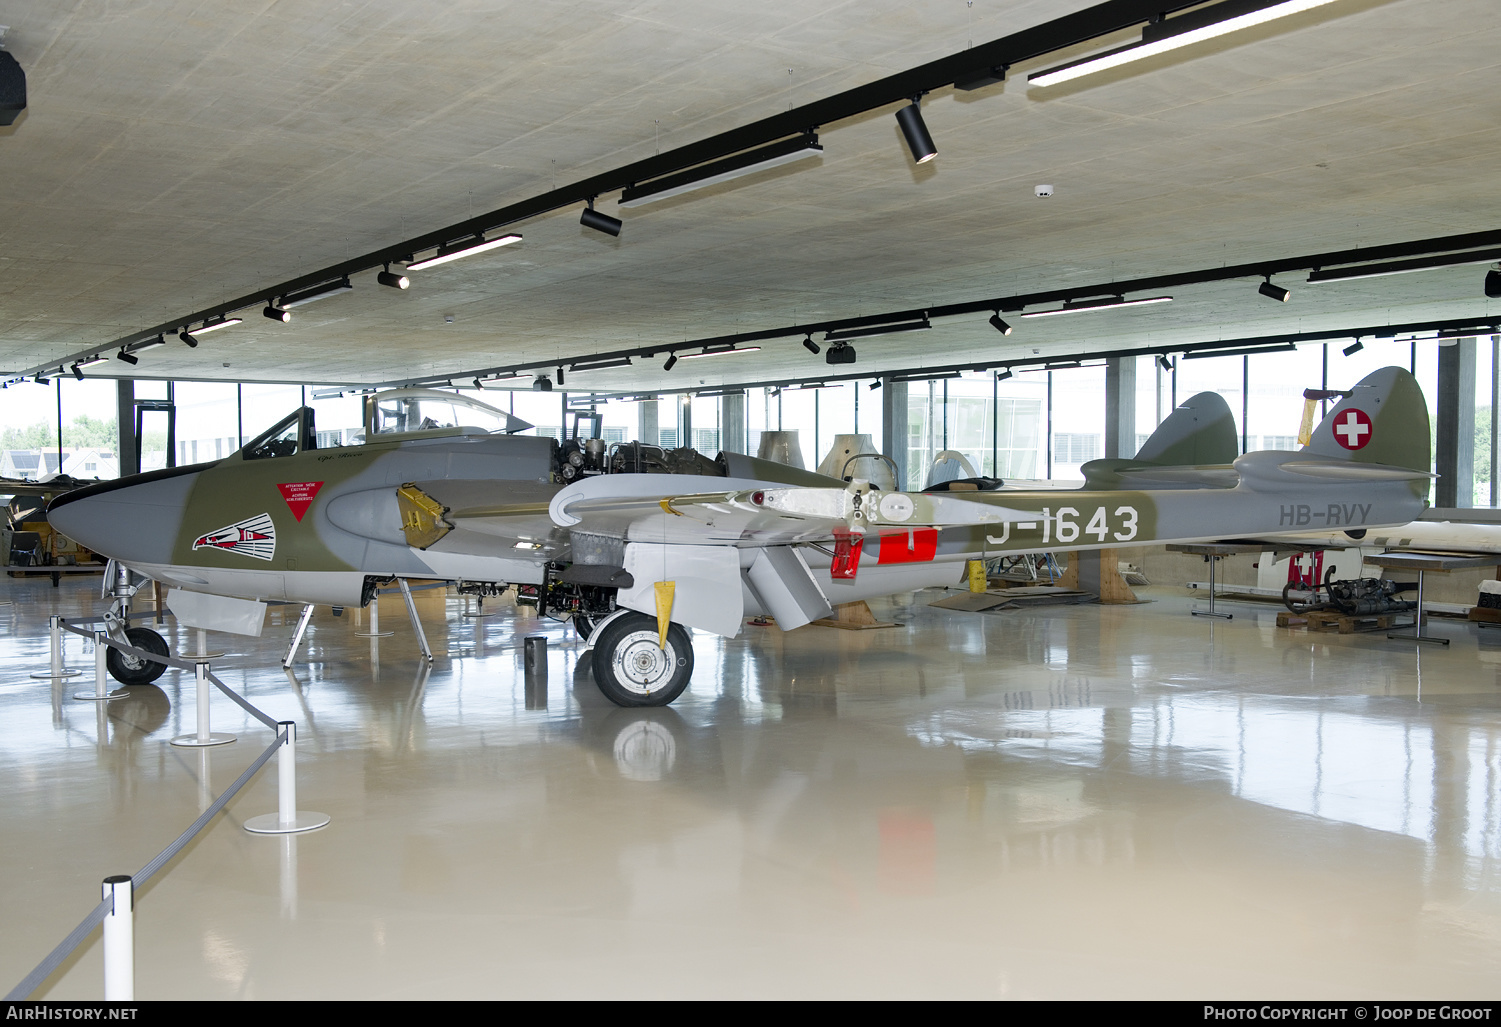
245 722 330 835
355 591 392 638
171 660 234 747
74 631 127 701
33 615 82 679
101 875 133 1001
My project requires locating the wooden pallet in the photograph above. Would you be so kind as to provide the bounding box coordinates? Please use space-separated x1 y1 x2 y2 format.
1275 611 1307 627
1305 610 1397 634
1467 605 1501 624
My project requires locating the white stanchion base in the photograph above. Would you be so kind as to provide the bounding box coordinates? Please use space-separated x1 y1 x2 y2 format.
170 732 236 747
244 811 330 834
73 687 129 701
353 631 393 637
36 670 84 679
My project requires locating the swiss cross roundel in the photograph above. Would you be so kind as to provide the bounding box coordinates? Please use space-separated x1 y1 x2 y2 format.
1332 408 1373 450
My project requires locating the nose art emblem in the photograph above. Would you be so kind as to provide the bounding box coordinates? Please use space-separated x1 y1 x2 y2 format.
192 513 277 561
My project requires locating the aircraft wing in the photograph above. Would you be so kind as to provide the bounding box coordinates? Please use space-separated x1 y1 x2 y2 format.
548 474 1029 545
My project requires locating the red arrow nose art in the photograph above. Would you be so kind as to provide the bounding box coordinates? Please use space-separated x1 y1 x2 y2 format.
192 513 277 561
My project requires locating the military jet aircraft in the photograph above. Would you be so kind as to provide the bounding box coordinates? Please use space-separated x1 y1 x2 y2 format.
49 367 1432 706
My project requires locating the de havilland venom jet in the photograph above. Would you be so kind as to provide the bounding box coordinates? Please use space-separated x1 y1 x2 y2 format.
48 367 1432 706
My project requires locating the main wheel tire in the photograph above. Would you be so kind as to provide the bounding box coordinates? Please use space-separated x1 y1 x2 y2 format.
106 627 170 685
591 613 693 707
573 613 596 638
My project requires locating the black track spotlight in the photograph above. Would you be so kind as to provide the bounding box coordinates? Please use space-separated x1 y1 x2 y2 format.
378 265 410 290
996 367 1014 381
1158 354 1174 373
263 305 290 323
988 312 1013 335
802 336 820 355
180 329 200 348
116 348 138 366
1343 339 1365 357
69 363 84 381
580 199 622 237
826 342 857 365
1487 264 1501 299
895 97 937 164
1259 278 1291 302
556 366 565 386
533 375 553 392
868 379 883 390
663 353 679 372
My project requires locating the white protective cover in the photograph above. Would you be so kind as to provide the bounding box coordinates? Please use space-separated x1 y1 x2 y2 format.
166 588 268 637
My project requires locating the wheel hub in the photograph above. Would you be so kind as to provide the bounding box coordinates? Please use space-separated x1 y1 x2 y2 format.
613 631 674 694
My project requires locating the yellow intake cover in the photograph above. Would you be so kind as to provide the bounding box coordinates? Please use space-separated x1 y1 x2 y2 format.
396 483 452 550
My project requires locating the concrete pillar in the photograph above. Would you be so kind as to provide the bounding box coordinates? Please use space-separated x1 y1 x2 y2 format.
680 395 693 450
639 399 659 446
1105 356 1137 460
116 380 137 477
880 378 909 490
1435 338 1475 508
720 392 747 453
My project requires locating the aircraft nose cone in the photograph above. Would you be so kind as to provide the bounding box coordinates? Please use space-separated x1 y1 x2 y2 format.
48 465 204 565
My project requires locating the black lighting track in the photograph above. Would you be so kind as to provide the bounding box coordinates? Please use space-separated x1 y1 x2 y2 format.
382 227 1501 392
573 316 1501 402
23 0 1253 378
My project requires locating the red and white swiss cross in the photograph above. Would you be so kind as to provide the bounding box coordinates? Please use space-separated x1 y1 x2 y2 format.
1331 408 1373 450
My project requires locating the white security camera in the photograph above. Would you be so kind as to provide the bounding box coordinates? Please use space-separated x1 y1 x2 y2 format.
1034 184 1054 198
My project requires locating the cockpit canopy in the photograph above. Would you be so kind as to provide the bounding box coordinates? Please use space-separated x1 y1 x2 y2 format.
363 389 533 440
241 388 536 460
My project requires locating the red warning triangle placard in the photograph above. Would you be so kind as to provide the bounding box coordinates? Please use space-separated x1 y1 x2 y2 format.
277 481 324 522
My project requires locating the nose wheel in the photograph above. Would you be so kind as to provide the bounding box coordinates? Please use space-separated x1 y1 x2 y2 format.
106 627 170 685
591 613 694 707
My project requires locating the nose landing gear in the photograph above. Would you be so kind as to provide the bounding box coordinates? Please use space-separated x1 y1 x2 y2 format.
102 560 171 685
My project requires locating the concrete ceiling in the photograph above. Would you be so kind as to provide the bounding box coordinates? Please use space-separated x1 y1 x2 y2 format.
1 0 1499 393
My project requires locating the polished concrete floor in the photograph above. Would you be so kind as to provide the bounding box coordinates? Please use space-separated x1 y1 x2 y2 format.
3 571 1501 999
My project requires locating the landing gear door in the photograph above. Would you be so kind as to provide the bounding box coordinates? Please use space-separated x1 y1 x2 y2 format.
617 543 743 636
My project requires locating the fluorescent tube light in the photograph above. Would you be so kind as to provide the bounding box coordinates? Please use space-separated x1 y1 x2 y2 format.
76 355 108 368
407 234 523 270
132 336 168 352
1028 0 1345 88
681 346 761 360
1019 296 1172 318
823 319 930 342
1307 248 1501 284
1183 342 1297 359
890 371 961 384
619 134 822 208
568 357 635 373
189 317 242 335
278 277 353 308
